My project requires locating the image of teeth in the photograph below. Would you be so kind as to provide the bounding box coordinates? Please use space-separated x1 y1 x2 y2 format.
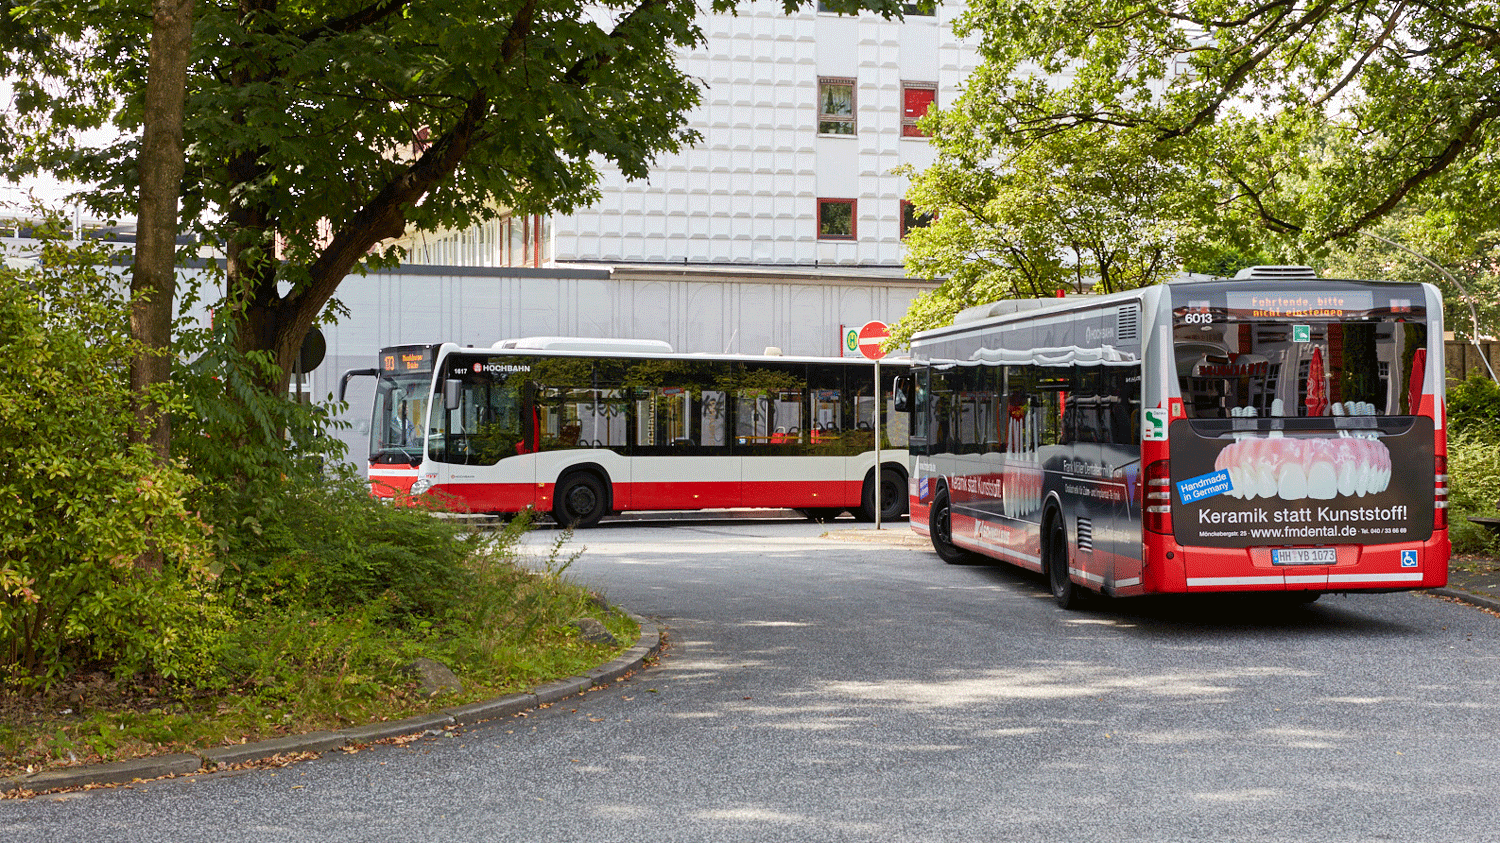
1213 436 1391 501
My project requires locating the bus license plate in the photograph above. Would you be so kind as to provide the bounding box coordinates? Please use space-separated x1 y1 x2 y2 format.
1271 548 1336 566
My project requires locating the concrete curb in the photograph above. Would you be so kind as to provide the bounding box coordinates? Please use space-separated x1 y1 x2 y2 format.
1429 587 1500 614
2 614 662 795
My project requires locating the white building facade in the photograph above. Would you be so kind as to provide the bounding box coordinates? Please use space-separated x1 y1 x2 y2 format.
404 3 980 271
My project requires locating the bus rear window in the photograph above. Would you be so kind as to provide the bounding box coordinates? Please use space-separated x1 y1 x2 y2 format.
1175 319 1428 418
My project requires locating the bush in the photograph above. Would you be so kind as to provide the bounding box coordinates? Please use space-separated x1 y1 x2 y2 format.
1446 431 1500 555
1442 374 1500 554
1447 372 1500 442
216 470 475 619
0 220 216 689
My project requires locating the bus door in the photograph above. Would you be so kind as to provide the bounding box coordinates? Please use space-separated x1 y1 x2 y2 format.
630 385 724 509
427 361 536 513
1102 366 1144 593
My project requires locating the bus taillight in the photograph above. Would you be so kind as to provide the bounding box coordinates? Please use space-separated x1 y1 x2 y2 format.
1144 459 1172 534
1435 454 1448 530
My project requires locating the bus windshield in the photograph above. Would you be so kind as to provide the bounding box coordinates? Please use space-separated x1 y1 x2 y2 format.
371 373 433 464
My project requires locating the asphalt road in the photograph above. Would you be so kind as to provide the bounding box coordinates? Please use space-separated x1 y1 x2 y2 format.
6 514 1500 842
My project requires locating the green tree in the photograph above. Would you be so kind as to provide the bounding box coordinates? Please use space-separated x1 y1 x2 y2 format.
2 0 906 401
894 0 1500 341
894 116 1225 344
1317 211 1500 344
954 0 1500 243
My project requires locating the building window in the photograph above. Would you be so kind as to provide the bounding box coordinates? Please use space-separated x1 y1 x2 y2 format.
901 201 934 239
903 0 936 16
902 84 937 138
818 78 856 136
819 199 857 240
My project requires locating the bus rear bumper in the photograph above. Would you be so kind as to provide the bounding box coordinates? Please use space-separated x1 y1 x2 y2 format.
1150 533 1450 593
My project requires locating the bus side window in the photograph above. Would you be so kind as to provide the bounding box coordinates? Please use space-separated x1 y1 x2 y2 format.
701 390 727 447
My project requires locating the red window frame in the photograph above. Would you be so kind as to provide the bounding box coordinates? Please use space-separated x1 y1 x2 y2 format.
900 200 933 239
902 84 936 138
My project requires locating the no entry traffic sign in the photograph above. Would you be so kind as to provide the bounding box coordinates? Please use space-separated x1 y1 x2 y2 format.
857 320 889 360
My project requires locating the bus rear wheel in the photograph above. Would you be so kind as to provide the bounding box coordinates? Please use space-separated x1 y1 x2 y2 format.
553 473 607 528
1046 517 1080 609
930 489 978 565
856 467 907 522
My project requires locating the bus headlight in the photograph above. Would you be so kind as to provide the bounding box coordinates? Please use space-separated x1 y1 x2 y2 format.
411 477 433 495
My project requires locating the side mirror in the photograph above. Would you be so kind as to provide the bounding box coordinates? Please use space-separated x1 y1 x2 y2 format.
444 378 462 411
892 373 913 413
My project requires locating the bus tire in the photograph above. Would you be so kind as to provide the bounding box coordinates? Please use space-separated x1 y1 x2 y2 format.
930 489 978 565
553 472 608 528
1045 515 1080 609
856 466 907 522
798 507 845 522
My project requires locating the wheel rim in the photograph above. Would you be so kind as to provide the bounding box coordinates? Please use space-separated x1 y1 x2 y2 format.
880 477 901 516
566 484 598 517
935 497 953 547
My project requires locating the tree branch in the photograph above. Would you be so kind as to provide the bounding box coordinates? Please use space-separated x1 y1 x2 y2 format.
1161 0 1347 140
563 0 670 85
1311 0 1404 108
301 0 411 40
289 89 489 333
1326 103 1500 240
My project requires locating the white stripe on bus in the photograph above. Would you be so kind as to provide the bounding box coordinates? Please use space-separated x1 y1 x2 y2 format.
1327 572 1424 584
1189 572 1425 587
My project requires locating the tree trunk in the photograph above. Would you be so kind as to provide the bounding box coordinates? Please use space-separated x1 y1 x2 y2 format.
128 0 195 572
129 0 195 463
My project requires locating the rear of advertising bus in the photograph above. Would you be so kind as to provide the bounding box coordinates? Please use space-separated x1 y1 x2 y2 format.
1144 278 1449 594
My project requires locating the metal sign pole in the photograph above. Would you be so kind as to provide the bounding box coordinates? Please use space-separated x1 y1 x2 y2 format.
874 357 882 531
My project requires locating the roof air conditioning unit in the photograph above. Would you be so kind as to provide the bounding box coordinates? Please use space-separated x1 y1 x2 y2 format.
1231 265 1320 280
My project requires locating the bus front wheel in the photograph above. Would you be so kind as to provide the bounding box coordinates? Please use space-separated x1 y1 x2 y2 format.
930 489 978 565
553 473 607 528
797 507 846 522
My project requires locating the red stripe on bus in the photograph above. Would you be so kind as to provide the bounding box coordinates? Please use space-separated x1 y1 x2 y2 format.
420 479 867 515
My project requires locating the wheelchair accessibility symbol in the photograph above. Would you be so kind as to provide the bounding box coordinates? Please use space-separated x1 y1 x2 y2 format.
1401 550 1419 569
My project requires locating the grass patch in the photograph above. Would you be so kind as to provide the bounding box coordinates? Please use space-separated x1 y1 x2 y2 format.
0 516 636 779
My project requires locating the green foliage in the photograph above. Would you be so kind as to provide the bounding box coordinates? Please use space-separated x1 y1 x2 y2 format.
0 216 216 689
1448 374 1500 443
947 0 1500 247
1443 375 1500 554
1316 212 1500 343
1 517 637 774
1 0 914 397
893 88 1238 343
166 323 480 620
895 0 1500 344
217 472 476 620
1447 431 1500 555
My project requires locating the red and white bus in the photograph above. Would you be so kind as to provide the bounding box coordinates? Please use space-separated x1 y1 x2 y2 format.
344 338 909 526
899 267 1449 607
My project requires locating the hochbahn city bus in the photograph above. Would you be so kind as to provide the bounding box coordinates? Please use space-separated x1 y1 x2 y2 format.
344 337 910 527
898 267 1450 607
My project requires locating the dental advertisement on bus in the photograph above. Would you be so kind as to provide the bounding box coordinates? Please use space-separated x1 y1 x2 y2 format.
1167 417 1434 550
